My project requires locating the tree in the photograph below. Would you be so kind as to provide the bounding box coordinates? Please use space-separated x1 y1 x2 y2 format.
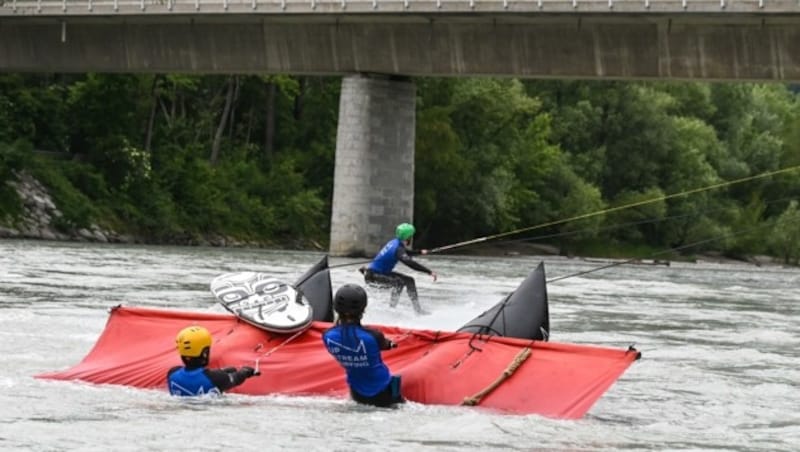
768 200 800 265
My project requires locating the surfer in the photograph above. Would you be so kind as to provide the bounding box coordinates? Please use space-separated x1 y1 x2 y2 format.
360 222 437 314
167 325 257 396
322 284 404 408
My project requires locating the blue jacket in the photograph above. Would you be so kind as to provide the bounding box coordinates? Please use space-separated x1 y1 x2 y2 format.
168 367 219 396
322 324 393 397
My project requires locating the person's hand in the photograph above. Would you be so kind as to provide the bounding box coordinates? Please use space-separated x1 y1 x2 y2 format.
240 366 256 378
430 271 438 282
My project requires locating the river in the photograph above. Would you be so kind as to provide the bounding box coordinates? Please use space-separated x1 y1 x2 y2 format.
1 239 798 451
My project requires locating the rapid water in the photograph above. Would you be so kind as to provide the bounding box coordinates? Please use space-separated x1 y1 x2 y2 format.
1 239 798 451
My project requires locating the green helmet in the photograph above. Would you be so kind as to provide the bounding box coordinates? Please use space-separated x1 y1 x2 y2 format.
395 223 416 240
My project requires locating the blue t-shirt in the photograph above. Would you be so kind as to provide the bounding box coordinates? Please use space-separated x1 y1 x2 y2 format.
322 324 392 397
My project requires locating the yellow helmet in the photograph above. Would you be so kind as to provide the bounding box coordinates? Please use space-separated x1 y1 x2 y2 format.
175 326 212 358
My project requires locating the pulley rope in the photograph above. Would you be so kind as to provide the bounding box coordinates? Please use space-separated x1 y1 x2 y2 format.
546 221 774 284
328 260 371 270
252 328 307 375
462 194 800 251
430 164 800 254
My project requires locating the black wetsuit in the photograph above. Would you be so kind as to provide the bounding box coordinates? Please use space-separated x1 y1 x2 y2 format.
167 365 254 396
363 238 433 313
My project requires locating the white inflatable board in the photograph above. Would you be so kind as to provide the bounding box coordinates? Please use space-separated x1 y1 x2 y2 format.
210 272 314 333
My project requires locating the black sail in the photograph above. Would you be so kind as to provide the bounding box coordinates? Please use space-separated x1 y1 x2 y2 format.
294 255 334 323
457 262 550 341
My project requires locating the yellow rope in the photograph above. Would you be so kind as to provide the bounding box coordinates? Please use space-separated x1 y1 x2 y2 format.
433 164 800 253
462 347 532 406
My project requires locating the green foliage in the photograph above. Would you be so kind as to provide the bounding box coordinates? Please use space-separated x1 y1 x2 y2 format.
28 159 101 230
0 182 21 222
655 82 717 123
0 141 34 221
547 98 606 184
723 196 769 256
416 78 565 244
414 104 470 242
554 171 605 245
4 73 800 262
0 140 33 173
259 156 327 241
66 74 149 188
665 117 722 191
768 200 800 264
605 187 667 244
0 75 70 151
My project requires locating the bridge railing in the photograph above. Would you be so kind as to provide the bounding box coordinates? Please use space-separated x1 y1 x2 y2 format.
1 0 797 15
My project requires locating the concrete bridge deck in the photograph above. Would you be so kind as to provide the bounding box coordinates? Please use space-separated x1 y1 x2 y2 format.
2 2 800 81
2 0 800 15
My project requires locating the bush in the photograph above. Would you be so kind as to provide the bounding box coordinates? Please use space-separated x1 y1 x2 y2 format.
769 201 800 265
29 159 101 230
0 141 34 221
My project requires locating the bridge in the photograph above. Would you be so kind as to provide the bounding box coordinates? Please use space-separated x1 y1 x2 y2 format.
3 1 799 255
3 1 800 79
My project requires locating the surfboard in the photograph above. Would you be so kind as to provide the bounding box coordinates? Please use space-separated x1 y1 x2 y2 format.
210 272 314 333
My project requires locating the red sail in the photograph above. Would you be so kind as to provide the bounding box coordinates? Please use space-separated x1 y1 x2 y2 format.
37 306 639 419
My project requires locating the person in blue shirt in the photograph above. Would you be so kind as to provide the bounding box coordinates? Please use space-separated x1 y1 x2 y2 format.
361 222 437 314
322 284 404 408
167 325 257 396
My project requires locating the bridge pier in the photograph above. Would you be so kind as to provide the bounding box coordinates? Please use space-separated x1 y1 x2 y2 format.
329 74 416 257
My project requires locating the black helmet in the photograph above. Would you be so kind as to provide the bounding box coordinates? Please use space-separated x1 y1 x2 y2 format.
334 284 368 315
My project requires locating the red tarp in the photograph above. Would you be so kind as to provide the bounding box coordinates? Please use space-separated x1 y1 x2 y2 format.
37 306 640 419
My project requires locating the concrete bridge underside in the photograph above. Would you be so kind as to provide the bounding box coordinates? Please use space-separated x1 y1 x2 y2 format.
3 9 800 255
2 14 800 81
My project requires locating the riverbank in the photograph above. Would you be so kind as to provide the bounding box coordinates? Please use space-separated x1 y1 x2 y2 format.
1 171 788 268
0 171 126 244
0 170 304 248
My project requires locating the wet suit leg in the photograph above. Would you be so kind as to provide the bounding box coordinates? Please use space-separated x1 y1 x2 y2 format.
350 376 405 408
364 270 422 312
391 272 422 313
364 270 404 307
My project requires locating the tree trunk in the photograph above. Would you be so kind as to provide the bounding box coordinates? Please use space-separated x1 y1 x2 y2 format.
211 76 236 165
245 106 254 146
293 77 306 120
264 81 277 160
144 75 160 153
229 76 241 140
158 97 172 128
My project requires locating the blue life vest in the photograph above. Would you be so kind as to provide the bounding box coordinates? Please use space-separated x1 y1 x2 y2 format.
322 325 392 397
368 238 401 274
168 367 219 396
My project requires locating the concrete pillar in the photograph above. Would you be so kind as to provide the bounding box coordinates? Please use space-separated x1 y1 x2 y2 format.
329 74 416 257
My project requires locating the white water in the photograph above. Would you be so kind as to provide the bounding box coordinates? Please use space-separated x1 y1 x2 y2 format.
1 240 799 451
